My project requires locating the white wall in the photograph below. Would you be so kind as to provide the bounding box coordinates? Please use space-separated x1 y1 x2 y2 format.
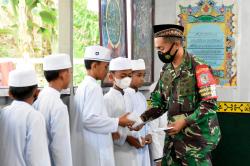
216 0 250 102
154 0 250 102
154 0 177 81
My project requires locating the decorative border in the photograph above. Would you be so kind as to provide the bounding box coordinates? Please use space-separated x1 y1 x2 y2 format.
131 0 154 85
177 0 238 87
218 102 250 113
99 0 127 58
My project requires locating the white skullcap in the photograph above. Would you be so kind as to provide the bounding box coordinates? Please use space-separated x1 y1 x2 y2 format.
131 59 146 71
8 69 38 87
43 53 72 71
84 45 112 62
109 57 132 71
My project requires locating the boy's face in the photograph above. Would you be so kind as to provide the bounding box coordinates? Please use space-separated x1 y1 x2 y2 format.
95 61 109 80
130 70 145 88
109 69 132 82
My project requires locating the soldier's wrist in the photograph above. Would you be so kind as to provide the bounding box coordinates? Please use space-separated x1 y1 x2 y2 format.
184 117 194 126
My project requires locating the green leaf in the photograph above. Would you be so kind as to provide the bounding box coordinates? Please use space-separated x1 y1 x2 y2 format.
37 27 50 39
0 28 13 35
25 0 40 10
10 0 19 16
27 19 34 30
39 9 57 25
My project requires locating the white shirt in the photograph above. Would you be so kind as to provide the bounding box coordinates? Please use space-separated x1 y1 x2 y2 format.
104 87 138 166
124 87 151 166
33 86 72 166
70 75 118 166
148 113 167 164
0 100 50 166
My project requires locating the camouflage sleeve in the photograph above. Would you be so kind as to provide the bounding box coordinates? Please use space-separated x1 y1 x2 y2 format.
140 80 168 122
185 99 218 125
185 64 218 125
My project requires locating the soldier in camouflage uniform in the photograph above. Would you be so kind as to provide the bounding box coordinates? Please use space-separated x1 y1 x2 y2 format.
133 24 221 166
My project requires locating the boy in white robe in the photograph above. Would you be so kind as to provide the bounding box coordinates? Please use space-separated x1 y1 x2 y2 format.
148 112 167 166
33 54 72 166
104 57 143 166
70 46 134 166
0 69 50 166
146 81 168 166
124 59 152 166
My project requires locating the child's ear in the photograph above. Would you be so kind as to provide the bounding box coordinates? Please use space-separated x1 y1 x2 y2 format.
58 70 64 80
92 62 98 70
108 72 114 82
8 91 14 99
34 88 40 98
33 88 40 102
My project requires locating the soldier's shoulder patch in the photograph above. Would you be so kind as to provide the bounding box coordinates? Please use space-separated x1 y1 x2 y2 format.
195 65 217 100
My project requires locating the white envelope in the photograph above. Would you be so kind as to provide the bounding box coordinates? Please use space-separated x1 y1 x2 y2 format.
152 127 174 132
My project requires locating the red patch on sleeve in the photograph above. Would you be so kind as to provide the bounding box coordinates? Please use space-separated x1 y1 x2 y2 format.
195 65 216 87
195 65 218 100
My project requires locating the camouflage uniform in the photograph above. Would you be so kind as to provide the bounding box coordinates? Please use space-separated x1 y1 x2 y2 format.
141 52 221 166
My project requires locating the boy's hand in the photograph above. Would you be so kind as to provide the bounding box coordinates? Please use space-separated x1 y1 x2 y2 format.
155 161 162 166
118 112 134 127
112 132 120 140
128 123 144 131
126 136 145 149
128 115 145 131
167 118 187 136
145 134 152 145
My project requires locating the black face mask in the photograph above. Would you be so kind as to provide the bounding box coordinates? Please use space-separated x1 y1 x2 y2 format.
158 43 178 63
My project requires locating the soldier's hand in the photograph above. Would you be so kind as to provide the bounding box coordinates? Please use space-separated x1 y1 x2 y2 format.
167 119 187 136
118 112 135 127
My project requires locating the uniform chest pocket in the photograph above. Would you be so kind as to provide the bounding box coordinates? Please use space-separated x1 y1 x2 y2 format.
177 70 196 96
177 71 196 112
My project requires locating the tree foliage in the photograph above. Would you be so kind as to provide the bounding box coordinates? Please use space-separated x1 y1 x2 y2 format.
0 0 99 86
73 0 99 85
0 0 58 58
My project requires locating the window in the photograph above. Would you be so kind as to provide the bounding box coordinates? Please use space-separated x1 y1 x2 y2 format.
73 0 99 86
1 0 102 89
0 0 58 88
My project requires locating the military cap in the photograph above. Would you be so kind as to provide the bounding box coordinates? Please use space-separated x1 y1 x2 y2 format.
153 24 184 38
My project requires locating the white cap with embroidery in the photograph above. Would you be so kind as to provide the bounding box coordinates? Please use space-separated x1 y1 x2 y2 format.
131 59 146 71
8 69 38 87
43 53 72 71
84 45 112 62
109 57 132 71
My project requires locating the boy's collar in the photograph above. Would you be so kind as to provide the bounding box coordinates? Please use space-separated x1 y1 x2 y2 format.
113 85 124 95
129 86 138 92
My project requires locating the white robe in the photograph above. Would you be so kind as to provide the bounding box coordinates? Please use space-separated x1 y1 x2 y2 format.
148 82 167 165
0 100 50 166
148 112 167 165
124 87 151 166
104 87 138 166
70 76 118 166
33 86 72 166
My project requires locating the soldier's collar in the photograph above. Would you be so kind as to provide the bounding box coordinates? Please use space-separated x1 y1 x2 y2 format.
164 50 191 71
180 51 192 70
